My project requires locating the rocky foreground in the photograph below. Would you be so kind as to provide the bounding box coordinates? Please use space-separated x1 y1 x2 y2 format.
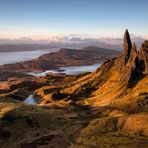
0 30 148 148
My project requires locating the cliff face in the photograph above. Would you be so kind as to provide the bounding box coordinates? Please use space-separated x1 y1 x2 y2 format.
98 29 147 88
138 40 148 73
123 29 132 63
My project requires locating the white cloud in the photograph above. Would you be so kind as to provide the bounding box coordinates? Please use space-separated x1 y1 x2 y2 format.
0 33 146 45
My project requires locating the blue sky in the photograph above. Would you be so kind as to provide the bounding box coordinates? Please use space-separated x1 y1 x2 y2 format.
0 0 148 39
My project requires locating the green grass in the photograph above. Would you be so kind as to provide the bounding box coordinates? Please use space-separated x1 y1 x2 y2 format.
0 104 64 147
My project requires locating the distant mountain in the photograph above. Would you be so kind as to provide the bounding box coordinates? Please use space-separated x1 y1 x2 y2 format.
0 42 121 53
50 38 122 50
0 46 120 72
0 34 146 52
0 44 55 52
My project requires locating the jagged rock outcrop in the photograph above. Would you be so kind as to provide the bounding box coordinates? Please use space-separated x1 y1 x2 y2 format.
114 30 146 87
138 40 148 74
123 29 132 64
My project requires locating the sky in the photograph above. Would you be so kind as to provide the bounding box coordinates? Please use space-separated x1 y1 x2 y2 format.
0 0 148 40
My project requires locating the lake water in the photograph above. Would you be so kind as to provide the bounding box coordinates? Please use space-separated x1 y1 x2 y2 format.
26 63 102 76
60 64 101 75
24 95 39 105
26 69 63 77
0 48 59 65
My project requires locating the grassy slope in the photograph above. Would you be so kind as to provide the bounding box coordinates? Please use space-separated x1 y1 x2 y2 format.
0 94 148 148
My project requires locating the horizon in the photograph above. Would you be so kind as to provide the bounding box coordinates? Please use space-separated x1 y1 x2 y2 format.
0 0 148 43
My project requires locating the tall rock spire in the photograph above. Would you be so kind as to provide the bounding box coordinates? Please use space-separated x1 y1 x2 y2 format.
123 29 132 53
123 29 132 64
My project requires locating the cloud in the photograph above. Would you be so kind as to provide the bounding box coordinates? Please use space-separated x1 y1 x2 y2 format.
143 35 148 39
0 34 146 50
